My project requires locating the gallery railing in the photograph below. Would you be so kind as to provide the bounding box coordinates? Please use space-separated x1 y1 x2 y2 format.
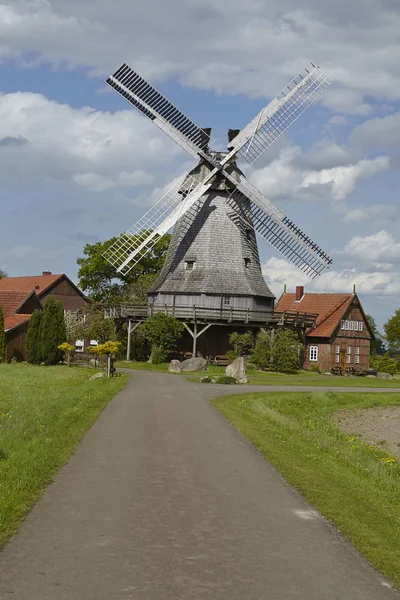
104 304 317 328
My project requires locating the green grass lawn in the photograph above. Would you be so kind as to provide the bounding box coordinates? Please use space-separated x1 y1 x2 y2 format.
212 390 400 587
0 364 127 546
117 360 400 387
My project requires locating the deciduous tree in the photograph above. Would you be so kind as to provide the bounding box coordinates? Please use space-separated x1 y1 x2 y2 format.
366 314 384 355
384 309 400 352
77 233 171 303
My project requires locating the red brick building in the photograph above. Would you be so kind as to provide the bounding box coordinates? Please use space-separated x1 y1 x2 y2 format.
0 272 88 362
275 286 373 373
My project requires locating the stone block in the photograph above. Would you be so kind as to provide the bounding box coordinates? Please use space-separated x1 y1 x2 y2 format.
169 360 183 373
226 356 247 383
181 357 207 372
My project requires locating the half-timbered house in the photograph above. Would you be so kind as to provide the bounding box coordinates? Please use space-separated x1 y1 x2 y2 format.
275 286 373 373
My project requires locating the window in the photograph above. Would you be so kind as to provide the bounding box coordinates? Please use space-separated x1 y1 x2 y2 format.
355 346 360 355
350 321 354 330
354 321 359 331
185 261 195 270
347 346 351 355
359 321 363 331
75 340 84 353
223 296 230 305
355 355 360 364
335 354 340 363
341 320 345 330
309 346 318 361
335 345 340 354
347 355 351 363
345 320 350 330
244 258 251 269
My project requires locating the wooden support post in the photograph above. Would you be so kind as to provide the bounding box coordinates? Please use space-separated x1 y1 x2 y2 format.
192 321 197 358
126 320 132 361
126 321 142 361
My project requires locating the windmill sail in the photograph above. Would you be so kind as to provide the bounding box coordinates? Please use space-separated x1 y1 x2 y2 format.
227 180 332 278
106 63 211 159
227 65 332 164
104 174 214 275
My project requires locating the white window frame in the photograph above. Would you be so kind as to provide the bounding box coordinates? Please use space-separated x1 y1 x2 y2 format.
335 345 340 354
345 320 350 330
309 346 318 361
354 321 359 331
335 354 340 363
355 346 360 355
359 321 363 331
350 321 354 330
355 355 360 364
75 339 84 353
347 346 351 355
223 296 231 305
341 320 345 330
346 355 351 364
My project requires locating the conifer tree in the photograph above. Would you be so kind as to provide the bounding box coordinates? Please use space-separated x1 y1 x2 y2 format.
0 305 5 363
26 309 43 364
39 297 63 365
55 299 67 362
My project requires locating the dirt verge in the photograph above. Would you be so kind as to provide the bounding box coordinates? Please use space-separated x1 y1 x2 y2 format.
334 406 400 461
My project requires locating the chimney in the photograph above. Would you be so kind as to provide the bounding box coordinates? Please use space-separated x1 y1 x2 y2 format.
353 284 356 294
42 270 52 276
295 285 304 302
283 284 287 294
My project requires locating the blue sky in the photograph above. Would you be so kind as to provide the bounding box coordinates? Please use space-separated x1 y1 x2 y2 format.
0 0 399 329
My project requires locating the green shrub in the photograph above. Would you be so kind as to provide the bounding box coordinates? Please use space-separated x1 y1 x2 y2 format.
142 313 184 363
215 375 237 385
251 329 302 373
149 345 169 364
227 332 254 361
378 355 397 376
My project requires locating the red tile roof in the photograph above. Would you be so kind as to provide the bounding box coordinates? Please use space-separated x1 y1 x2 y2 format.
275 292 353 338
0 274 63 296
0 290 35 317
4 314 31 331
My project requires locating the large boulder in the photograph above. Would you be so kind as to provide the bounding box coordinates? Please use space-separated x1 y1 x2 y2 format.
377 372 393 380
225 357 247 383
169 359 183 373
181 357 207 372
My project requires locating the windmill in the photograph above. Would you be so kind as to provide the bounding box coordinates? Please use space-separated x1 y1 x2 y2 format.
103 62 333 357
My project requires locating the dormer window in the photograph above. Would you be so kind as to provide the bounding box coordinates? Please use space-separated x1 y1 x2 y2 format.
185 261 195 271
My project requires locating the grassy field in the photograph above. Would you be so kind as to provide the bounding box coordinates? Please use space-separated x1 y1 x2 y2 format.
117 360 400 387
0 364 127 546
212 390 400 587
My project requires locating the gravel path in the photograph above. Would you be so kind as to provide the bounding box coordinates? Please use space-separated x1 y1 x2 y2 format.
0 370 398 599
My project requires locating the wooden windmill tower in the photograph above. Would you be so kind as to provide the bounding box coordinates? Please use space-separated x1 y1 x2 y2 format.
103 63 333 356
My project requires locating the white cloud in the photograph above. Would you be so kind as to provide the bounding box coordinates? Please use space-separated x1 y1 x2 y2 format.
343 204 396 223
302 157 390 201
0 1 400 113
263 256 400 299
343 231 400 266
250 147 389 203
0 91 183 191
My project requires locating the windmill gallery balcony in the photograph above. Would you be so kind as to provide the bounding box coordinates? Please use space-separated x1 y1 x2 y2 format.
104 303 317 329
